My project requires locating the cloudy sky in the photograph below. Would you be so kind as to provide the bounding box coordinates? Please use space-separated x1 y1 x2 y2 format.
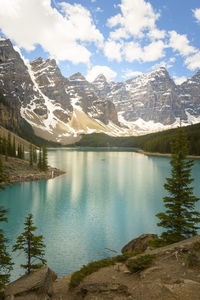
0 0 200 84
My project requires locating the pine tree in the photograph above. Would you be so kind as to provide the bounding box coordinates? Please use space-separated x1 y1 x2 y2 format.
12 136 16 157
22 145 25 160
155 127 200 246
33 146 37 164
0 135 2 155
42 146 48 172
3 136 8 161
0 155 9 189
13 214 46 274
17 144 21 159
37 148 42 171
29 144 33 167
7 133 12 157
17 144 24 160
0 206 13 291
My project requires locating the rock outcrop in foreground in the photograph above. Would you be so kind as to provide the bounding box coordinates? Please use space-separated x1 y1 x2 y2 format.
4 267 56 300
4 235 200 299
121 233 158 253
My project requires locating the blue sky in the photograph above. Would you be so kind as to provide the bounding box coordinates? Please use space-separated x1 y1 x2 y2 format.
0 0 200 84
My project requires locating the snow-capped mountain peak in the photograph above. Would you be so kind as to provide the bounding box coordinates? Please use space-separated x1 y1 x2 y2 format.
0 37 200 144
68 72 86 82
93 73 108 83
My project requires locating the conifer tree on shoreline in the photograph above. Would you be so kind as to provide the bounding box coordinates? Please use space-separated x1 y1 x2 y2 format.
29 143 33 166
0 206 13 291
0 155 9 188
153 127 200 247
37 146 48 172
42 145 48 171
13 214 46 274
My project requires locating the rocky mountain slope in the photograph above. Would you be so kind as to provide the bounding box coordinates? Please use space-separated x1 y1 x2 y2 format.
0 36 200 142
0 37 122 144
92 68 200 132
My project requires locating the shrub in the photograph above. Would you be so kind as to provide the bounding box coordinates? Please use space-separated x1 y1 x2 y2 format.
126 254 156 273
193 241 200 252
114 251 143 262
69 258 115 289
69 251 143 289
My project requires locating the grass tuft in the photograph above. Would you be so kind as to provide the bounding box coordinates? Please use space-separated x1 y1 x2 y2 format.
69 251 142 289
69 258 115 289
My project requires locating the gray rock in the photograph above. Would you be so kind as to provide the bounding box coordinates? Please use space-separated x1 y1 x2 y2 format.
68 72 119 125
5 267 55 300
121 233 158 253
92 67 200 126
76 282 132 299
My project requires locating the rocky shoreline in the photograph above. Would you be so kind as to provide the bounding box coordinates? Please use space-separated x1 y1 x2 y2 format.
2 156 66 185
4 234 200 299
9 167 66 184
138 149 200 159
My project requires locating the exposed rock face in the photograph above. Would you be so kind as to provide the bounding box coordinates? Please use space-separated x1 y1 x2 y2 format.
0 38 44 110
30 57 72 114
0 93 36 138
92 74 112 98
178 70 200 119
1 37 200 140
76 283 132 299
68 72 119 125
121 233 158 253
92 68 188 126
0 38 120 142
4 267 55 300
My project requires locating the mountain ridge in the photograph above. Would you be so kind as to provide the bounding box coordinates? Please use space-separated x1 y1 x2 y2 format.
0 36 200 143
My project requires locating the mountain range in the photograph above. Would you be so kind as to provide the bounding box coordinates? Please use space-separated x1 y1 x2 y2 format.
0 36 200 144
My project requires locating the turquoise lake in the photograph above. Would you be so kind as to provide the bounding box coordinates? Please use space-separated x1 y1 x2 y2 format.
1 148 200 281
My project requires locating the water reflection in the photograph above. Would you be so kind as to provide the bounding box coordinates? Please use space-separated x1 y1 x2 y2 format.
1 149 199 280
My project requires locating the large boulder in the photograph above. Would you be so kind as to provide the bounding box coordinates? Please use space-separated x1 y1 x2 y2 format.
121 234 158 253
4 267 56 299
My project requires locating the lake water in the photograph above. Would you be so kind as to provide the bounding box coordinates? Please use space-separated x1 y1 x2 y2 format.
1 148 200 281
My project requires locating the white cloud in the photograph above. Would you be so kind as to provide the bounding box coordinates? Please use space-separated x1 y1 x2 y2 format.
123 40 165 63
148 28 166 40
173 76 187 85
86 65 117 82
109 28 130 40
193 8 200 23
169 31 197 57
104 40 123 62
107 13 122 28
123 42 143 62
122 69 142 79
105 0 166 64
185 52 200 70
143 40 165 61
107 0 160 39
0 0 103 64
152 60 173 71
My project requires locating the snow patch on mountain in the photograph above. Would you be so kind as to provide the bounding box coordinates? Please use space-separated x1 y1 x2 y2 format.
70 96 82 112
